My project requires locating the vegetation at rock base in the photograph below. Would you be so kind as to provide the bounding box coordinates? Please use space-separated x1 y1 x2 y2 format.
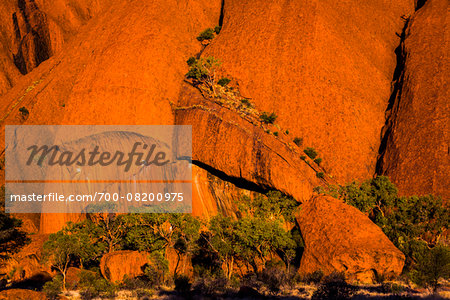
38 192 308 298
315 176 450 291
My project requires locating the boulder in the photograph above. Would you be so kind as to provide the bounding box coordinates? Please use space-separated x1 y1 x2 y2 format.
0 289 47 300
297 195 405 283
378 0 449 199
100 250 151 282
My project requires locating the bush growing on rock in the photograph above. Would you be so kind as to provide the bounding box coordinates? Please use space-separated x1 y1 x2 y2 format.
197 28 215 41
304 147 318 159
293 137 303 146
260 112 277 124
217 77 231 86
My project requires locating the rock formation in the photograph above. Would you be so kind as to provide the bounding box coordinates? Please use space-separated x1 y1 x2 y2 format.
297 195 405 282
378 0 449 199
100 250 152 282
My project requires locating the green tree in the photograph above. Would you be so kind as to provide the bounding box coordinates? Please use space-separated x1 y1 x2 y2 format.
123 213 201 275
62 220 107 268
412 245 450 293
43 232 79 291
186 57 222 95
0 213 29 263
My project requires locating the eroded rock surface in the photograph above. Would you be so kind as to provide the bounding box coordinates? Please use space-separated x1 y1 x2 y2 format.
297 195 405 283
378 0 449 198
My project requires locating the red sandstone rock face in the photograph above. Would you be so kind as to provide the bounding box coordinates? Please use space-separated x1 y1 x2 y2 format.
378 0 449 199
0 234 53 283
100 250 151 282
297 195 405 283
203 0 414 184
0 289 47 300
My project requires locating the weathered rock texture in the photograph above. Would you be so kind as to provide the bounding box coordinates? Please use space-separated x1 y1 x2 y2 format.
203 0 415 184
378 0 449 198
0 289 47 300
297 195 405 283
0 234 52 283
100 250 151 282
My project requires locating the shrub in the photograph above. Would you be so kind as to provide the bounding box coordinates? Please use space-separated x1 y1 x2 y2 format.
293 137 303 146
78 271 116 300
43 275 62 300
273 131 279 137
316 172 324 179
304 147 318 159
214 25 222 34
197 28 215 41
259 266 287 295
174 275 191 295
185 57 222 94
240 98 252 108
193 276 229 296
314 158 322 165
19 107 29 119
302 270 324 284
300 155 306 161
312 272 355 300
285 130 289 134
217 77 231 86
186 56 197 66
412 245 450 293
260 112 277 124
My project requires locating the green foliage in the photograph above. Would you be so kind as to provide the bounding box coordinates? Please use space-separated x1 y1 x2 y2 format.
260 112 277 124
123 213 200 275
43 231 79 290
273 131 279 137
217 77 231 86
300 155 306 160
293 137 303 147
197 28 215 41
214 25 222 34
43 275 62 299
304 147 318 159
0 213 29 262
185 57 222 94
186 56 196 66
319 176 449 272
316 172 324 179
19 106 29 118
240 98 252 108
412 245 450 293
204 192 300 279
78 270 116 300
285 130 289 135
314 157 322 165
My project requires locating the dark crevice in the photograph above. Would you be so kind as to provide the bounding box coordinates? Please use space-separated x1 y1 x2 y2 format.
218 0 225 27
192 160 270 195
12 0 52 75
376 18 410 174
415 0 427 11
